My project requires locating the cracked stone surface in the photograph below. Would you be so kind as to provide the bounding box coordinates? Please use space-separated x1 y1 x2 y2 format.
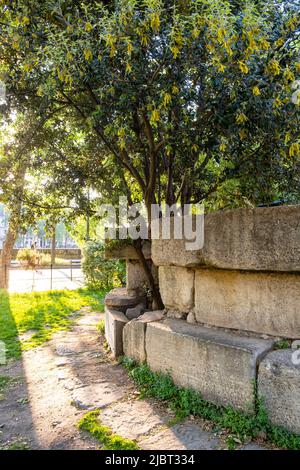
139 422 221 450
0 308 270 450
100 400 168 440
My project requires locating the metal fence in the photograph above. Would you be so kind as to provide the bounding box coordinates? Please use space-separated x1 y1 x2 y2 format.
4 260 84 293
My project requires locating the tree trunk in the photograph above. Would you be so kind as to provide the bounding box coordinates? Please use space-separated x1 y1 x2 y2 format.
0 167 26 289
0 210 21 289
133 239 164 311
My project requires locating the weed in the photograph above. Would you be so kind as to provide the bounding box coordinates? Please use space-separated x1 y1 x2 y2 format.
275 340 290 350
78 410 139 450
0 375 11 391
1 441 29 450
97 320 105 335
121 359 300 450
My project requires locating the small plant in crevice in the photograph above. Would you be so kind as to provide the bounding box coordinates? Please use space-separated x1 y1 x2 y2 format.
78 410 139 450
275 340 291 350
121 359 300 450
97 320 105 336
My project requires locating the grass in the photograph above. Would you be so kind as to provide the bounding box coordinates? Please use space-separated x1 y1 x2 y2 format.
78 410 139 450
0 375 12 400
97 319 105 335
121 358 300 451
0 288 107 359
0 441 30 450
0 375 11 390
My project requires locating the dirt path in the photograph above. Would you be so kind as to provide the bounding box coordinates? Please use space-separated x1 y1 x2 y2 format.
0 309 267 450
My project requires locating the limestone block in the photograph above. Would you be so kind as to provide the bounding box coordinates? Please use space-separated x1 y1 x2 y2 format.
151 215 201 267
152 205 300 272
105 287 145 313
105 307 128 358
258 350 300 434
159 266 195 312
105 241 151 260
146 319 274 411
194 269 300 338
126 303 145 320
123 320 147 363
138 310 165 323
126 260 158 291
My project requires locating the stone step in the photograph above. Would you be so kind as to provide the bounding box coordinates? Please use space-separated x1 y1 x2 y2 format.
104 287 146 313
105 307 128 358
144 319 274 412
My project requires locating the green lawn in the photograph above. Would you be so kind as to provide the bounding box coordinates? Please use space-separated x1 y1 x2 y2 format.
0 288 106 360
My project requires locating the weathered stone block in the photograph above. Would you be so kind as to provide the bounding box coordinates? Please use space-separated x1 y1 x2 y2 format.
105 307 128 358
138 310 165 323
123 320 147 363
152 205 300 271
146 319 274 411
105 241 151 260
126 260 158 291
194 269 300 338
159 266 195 312
126 303 145 320
105 287 145 313
258 350 300 434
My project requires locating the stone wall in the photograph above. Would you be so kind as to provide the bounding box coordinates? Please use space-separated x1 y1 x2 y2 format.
106 205 300 434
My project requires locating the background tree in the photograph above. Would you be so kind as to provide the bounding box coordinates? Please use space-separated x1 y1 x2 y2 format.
1 0 299 304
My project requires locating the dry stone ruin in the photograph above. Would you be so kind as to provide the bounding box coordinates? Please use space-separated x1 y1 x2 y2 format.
104 205 300 434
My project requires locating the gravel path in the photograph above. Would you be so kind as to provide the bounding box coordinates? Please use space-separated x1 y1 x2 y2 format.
0 309 268 450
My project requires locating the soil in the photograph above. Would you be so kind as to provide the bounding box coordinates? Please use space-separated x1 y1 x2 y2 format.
0 309 270 450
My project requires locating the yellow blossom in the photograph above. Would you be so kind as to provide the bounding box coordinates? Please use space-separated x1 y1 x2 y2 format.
67 51 73 62
289 143 300 157
284 68 295 83
118 127 125 138
23 62 33 73
170 45 180 59
238 61 249 74
266 60 281 76
217 28 226 43
273 97 283 108
127 42 133 56
84 49 93 62
275 38 284 48
260 38 270 50
22 16 30 25
252 86 261 96
85 22 93 32
236 112 248 125
285 133 291 144
150 109 160 125
172 85 179 94
224 42 233 57
141 35 149 47
125 62 132 74
162 93 172 108
219 143 227 152
192 28 200 39
150 12 160 32
218 63 226 73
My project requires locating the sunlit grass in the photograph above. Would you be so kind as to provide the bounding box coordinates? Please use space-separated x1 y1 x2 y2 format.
0 288 106 359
